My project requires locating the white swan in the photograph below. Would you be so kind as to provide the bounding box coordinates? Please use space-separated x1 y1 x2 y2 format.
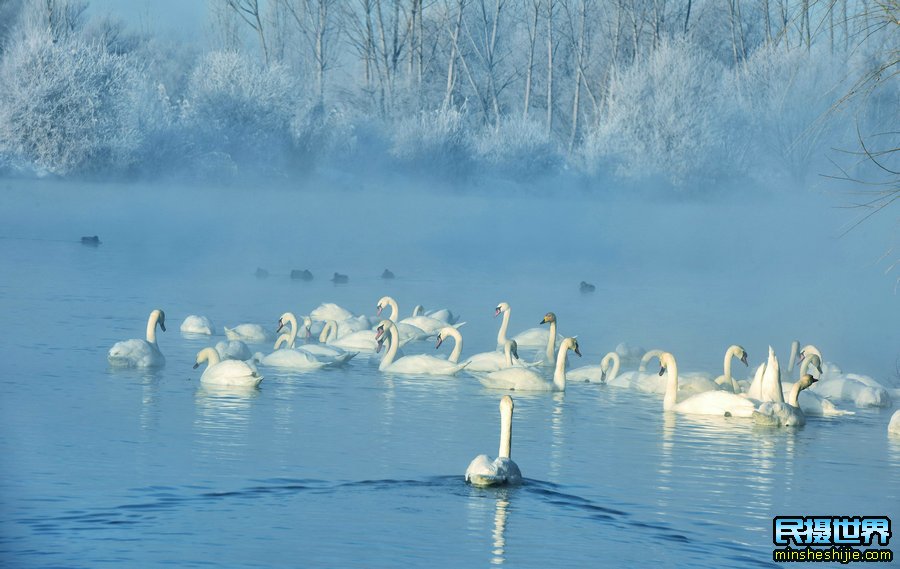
194 347 263 387
377 295 455 337
224 323 271 344
108 309 166 368
494 302 562 349
889 410 900 436
180 315 215 335
309 302 356 322
755 374 818 427
477 338 581 392
465 395 523 487
463 338 526 372
277 313 357 364
318 320 386 353
375 320 468 375
434 326 465 363
713 345 749 393
770 353 854 417
611 349 665 391
215 339 252 361
413 304 461 325
801 345 893 408
660 352 756 417
568 351 619 384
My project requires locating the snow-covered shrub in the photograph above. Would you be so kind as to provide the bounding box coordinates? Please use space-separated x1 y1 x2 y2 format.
0 29 141 176
390 106 473 176
473 117 562 179
580 39 727 187
182 51 297 175
728 43 852 183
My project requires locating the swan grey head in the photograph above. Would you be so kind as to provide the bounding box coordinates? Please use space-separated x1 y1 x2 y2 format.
658 352 674 376
376 296 392 316
495 302 510 317
799 374 819 389
500 394 514 414
739 348 749 366
154 309 166 332
539 312 556 325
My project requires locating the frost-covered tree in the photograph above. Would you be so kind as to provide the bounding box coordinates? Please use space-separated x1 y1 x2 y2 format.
0 28 141 176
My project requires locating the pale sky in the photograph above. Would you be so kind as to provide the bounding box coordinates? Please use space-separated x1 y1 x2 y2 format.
87 0 208 41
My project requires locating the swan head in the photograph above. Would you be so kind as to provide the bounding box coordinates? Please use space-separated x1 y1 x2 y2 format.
798 374 819 390
495 302 510 317
152 309 166 332
500 394 514 415
193 347 217 369
302 316 313 339
799 345 823 362
376 296 393 316
736 346 749 366
276 312 295 333
374 319 393 340
562 337 581 357
658 352 675 375
539 312 556 325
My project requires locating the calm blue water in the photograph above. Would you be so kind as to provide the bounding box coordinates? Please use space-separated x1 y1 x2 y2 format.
1 180 897 568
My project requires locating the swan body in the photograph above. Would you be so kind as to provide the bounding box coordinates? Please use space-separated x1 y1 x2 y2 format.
180 315 215 335
568 351 619 384
255 347 329 370
464 341 525 372
610 350 665 390
425 307 460 324
753 364 817 428
800 345 893 408
108 309 166 368
660 352 756 417
376 320 468 375
377 296 455 337
465 395 522 487
477 338 580 392
215 340 252 361
713 345 749 393
494 302 562 349
194 347 263 387
319 319 404 353
224 323 271 344
889 411 900 436
310 303 355 322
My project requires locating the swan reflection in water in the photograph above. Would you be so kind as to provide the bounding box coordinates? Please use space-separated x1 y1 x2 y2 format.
194 384 259 461
466 487 515 566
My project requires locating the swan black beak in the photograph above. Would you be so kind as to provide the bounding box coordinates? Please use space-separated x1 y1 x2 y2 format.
810 376 819 384
375 325 385 339
192 362 200 369
376 338 385 353
305 328 311 339
376 305 383 316
276 319 285 333
574 346 582 357
600 371 606 383
159 321 166 332
494 308 501 317
659 366 666 376
741 353 749 366
435 336 444 349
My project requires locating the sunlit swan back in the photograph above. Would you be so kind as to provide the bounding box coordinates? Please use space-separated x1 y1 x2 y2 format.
465 395 523 487
180 315 215 336
376 320 468 375
108 309 166 368
660 352 755 417
477 338 581 392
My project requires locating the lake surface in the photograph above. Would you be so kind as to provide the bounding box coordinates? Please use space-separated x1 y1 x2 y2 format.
0 179 897 568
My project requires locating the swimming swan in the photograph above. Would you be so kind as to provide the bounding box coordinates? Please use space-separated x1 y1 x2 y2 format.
375 296 433 341
375 320 468 375
318 320 386 352
277 312 357 364
567 351 620 384
889 411 900 436
215 339 252 361
800 345 893 408
494 302 562 350
108 309 166 368
713 345 749 393
755 374 818 427
660 352 756 417
180 315 215 336
465 395 523 487
194 347 263 388
477 338 581 392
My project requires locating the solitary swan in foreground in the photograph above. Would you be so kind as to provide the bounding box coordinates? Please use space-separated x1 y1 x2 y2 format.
477 338 581 392
194 347 263 388
465 395 523 487
180 315 215 336
108 309 166 368
660 352 756 417
376 320 468 375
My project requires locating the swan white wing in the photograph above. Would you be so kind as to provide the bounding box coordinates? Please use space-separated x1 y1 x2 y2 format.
201 360 264 387
180 315 215 335
224 324 271 344
889 411 900 436
509 327 561 348
465 455 522 487
567 365 603 383
215 340 252 361
382 354 466 376
477 367 554 391
674 391 756 417
812 377 892 408
298 344 357 365
399 316 448 335
781 385 855 416
464 351 511 373
310 303 355 322
425 308 458 324
330 330 381 352
753 401 805 427
258 349 329 370
108 339 165 368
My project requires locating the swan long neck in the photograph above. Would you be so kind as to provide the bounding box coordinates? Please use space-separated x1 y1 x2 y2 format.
497 307 511 345
146 310 161 344
640 349 664 372
283 313 299 347
273 333 293 350
379 322 400 370
602 352 620 382
723 345 738 381
787 381 803 407
503 342 514 366
799 354 820 377
663 355 678 411
319 320 335 343
446 327 463 363
199 347 220 368
787 340 799 373
545 319 557 363
552 342 569 391
386 297 399 323
498 400 513 459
